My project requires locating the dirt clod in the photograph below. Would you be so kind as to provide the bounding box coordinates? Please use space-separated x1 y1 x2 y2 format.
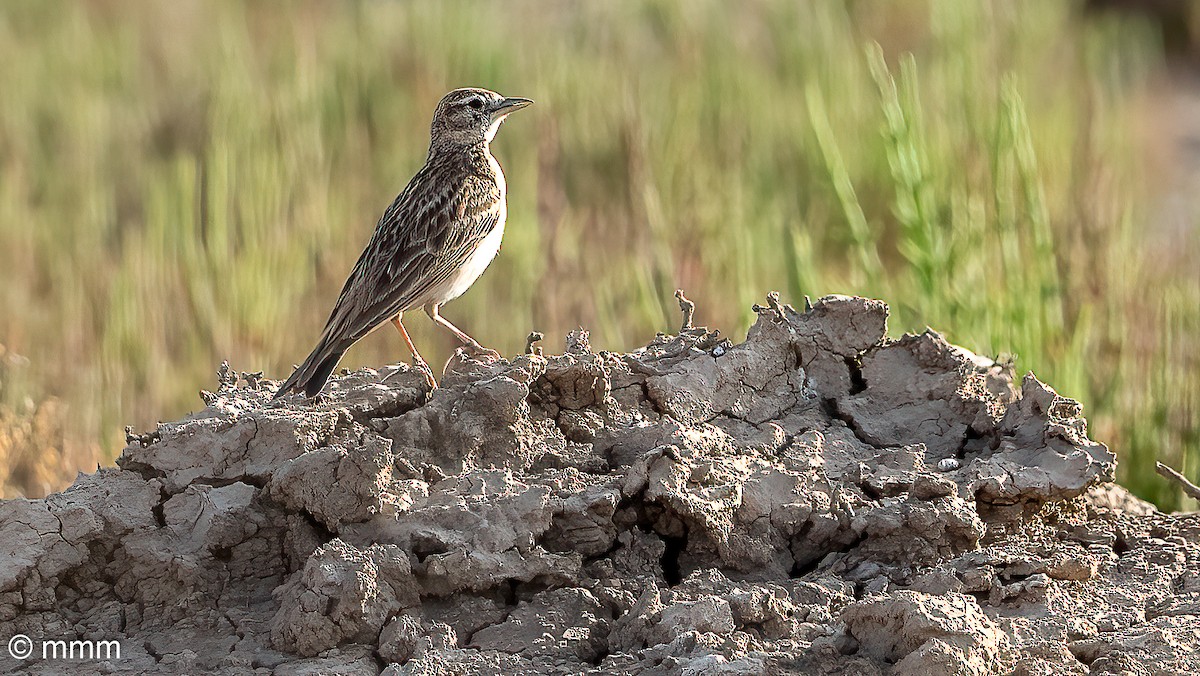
1 295 1194 674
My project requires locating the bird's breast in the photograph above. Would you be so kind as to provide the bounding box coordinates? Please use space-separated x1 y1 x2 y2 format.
419 148 509 306
432 210 505 305
488 150 506 197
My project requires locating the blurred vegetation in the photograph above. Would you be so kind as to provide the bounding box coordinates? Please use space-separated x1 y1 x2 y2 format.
0 1 1197 506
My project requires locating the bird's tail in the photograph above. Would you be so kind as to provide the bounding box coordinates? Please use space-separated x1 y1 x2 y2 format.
274 337 347 400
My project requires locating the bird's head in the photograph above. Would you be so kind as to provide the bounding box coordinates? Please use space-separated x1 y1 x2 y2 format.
429 88 532 150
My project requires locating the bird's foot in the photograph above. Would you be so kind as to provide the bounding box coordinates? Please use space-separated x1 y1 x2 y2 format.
461 341 501 361
413 358 438 389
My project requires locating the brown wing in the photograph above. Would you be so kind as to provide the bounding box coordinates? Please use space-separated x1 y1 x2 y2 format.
317 152 503 349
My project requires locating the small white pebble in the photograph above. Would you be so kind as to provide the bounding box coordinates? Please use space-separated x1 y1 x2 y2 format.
712 345 726 357
937 458 961 472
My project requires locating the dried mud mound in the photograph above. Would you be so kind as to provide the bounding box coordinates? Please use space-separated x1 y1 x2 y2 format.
3 294 1198 675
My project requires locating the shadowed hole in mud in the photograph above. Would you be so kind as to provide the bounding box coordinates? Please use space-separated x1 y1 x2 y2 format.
956 426 985 460
587 648 611 667
411 534 450 563
819 397 840 420
858 480 884 501
211 546 233 562
790 556 821 579
370 651 389 673
496 577 558 607
795 523 866 580
661 530 688 586
195 475 267 490
845 356 867 395
300 511 334 543
1113 532 1131 557
83 542 119 582
611 498 695 585
150 484 171 528
502 579 519 606
1068 642 1098 667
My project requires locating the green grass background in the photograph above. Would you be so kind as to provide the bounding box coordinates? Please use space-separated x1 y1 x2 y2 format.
0 1 1197 506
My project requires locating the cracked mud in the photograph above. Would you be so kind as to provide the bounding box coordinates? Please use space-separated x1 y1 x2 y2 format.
1 294 1195 674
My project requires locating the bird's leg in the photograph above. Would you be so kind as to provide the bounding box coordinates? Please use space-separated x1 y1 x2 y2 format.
391 314 437 388
425 304 500 359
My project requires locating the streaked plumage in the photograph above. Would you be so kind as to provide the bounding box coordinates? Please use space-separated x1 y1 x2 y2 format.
275 88 532 398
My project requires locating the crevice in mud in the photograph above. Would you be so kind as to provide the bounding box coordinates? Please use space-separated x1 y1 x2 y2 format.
412 534 451 563
820 397 885 450
791 342 811 373
788 521 824 579
496 576 558 609
955 426 985 460
231 417 262 471
615 493 694 586
581 537 624 565
1113 532 1131 557
638 380 670 418
370 649 389 673
661 529 688 586
299 509 335 545
152 486 169 528
501 578 521 606
347 396 426 427
122 460 168 484
846 355 867 395
791 528 867 582
790 556 822 579
858 480 884 501
194 475 267 490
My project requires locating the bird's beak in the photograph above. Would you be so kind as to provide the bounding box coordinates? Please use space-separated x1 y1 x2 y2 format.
491 97 533 118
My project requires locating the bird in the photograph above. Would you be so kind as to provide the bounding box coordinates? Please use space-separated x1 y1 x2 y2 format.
274 87 533 399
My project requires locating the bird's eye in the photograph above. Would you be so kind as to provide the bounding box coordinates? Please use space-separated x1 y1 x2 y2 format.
467 98 484 110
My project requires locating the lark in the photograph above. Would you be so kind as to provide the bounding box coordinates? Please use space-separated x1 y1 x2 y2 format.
275 88 532 398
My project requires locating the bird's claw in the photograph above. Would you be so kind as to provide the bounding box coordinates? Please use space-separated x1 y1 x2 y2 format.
461 342 501 360
413 358 438 389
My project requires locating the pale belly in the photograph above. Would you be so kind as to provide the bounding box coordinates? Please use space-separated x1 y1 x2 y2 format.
420 152 508 307
426 214 506 306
